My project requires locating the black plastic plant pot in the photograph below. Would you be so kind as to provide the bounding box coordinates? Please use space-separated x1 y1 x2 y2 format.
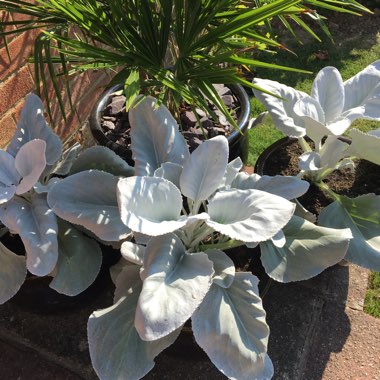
89 83 251 166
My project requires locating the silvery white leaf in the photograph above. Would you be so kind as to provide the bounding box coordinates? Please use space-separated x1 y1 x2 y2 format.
48 170 129 241
294 95 325 124
206 189 295 243
319 135 350 168
347 128 380 165
109 259 128 286
136 234 213 341
180 136 229 202
205 249 235 288
129 96 189 176
252 78 308 137
117 176 185 236
319 195 380 271
14 139 46 195
192 273 273 380
113 264 142 303
51 142 81 176
294 200 316 223
0 241 27 304
7 94 62 165
299 152 322 171
221 157 243 188
154 162 183 189
260 215 352 282
271 230 286 248
0 150 20 187
233 173 309 200
343 60 380 112
121 241 145 265
88 265 181 380
311 66 345 123
49 219 102 296
302 115 333 146
0 194 58 276
70 145 134 177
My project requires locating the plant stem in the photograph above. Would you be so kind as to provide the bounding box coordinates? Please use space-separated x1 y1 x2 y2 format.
298 136 312 153
316 181 341 202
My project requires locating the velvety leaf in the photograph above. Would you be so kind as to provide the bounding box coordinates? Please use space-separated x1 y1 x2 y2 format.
70 146 134 177
120 241 145 265
129 96 189 176
0 150 18 204
7 94 62 165
205 249 235 288
232 172 309 200
319 195 380 271
180 136 229 202
48 170 129 241
294 95 325 125
192 273 273 380
252 78 308 137
206 189 295 243
136 234 213 341
51 142 81 176
347 128 380 165
0 194 58 276
14 139 46 195
311 66 344 123
154 162 183 189
88 265 181 380
117 176 185 236
49 220 102 296
260 215 352 282
0 242 27 304
222 157 243 188
319 136 350 168
343 60 380 112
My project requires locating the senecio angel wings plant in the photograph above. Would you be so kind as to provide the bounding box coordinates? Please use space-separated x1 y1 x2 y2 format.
0 93 134 304
47 96 353 379
253 59 380 272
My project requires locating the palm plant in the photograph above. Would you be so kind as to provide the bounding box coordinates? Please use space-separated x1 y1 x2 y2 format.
0 0 370 127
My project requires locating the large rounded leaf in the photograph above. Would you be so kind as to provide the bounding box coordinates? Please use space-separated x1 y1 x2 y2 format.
311 66 344 124
48 170 129 241
70 145 134 177
205 249 235 288
0 242 27 304
319 195 380 271
0 195 58 276
0 150 19 204
117 176 185 236
15 139 47 195
129 96 189 176
260 215 352 282
180 136 229 203
88 266 181 380
7 93 62 165
192 273 273 380
232 172 309 200
206 189 295 243
347 128 380 165
49 220 102 296
136 234 214 341
252 78 308 138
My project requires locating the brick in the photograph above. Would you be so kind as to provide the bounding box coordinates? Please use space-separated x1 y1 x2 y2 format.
0 65 34 116
0 30 40 81
0 113 17 147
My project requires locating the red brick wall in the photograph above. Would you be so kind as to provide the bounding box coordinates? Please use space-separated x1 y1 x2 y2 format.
0 11 113 146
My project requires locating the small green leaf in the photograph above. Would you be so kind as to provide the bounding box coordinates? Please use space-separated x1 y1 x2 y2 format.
124 69 141 112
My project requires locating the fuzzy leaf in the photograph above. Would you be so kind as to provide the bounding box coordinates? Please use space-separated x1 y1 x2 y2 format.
136 234 213 341
260 215 352 282
14 139 46 195
70 146 134 177
192 273 273 380
49 220 102 296
205 249 235 288
180 136 229 203
129 96 189 176
7 94 62 165
154 162 183 189
0 242 27 304
206 189 295 243
117 176 185 236
0 150 19 204
121 241 145 265
319 195 380 271
0 194 58 276
88 266 181 380
48 170 129 241
347 128 380 165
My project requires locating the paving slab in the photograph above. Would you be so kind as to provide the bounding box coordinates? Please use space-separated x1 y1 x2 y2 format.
0 263 378 380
